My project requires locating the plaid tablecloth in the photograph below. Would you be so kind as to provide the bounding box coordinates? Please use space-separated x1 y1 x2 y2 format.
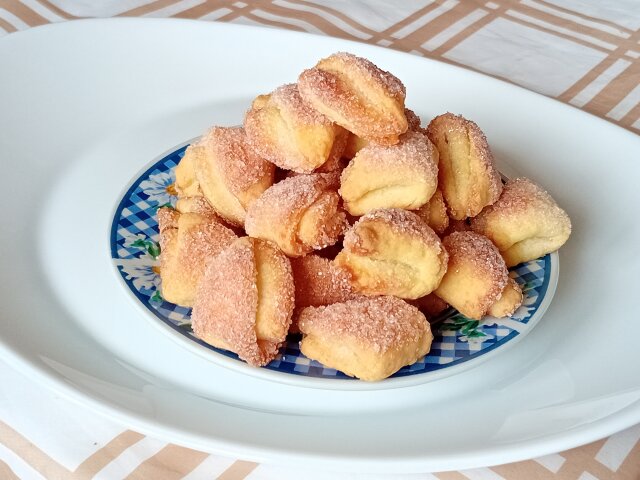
1 1 639 478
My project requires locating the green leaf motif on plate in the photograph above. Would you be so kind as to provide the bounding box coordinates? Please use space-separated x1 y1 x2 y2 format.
439 314 487 339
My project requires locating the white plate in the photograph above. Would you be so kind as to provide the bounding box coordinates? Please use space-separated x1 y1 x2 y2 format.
1 19 639 473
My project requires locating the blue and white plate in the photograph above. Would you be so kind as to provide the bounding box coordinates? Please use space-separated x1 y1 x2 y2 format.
111 144 557 381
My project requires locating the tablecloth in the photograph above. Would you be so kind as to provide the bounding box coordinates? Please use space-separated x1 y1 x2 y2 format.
1 1 639 478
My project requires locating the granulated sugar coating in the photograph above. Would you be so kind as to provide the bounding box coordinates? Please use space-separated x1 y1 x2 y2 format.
472 177 572 232
340 130 438 194
298 52 408 142
443 231 508 296
157 209 238 306
174 215 237 279
469 177 572 266
404 108 423 132
355 130 437 172
271 83 332 126
298 296 429 354
443 232 507 280
198 126 274 202
290 254 360 309
426 113 502 219
329 52 406 99
175 196 218 217
157 206 179 232
245 173 346 256
344 208 443 253
191 237 278 367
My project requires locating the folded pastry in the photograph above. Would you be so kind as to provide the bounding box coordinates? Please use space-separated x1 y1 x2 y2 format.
191 237 295 366
175 196 217 217
245 173 347 257
415 188 449 236
289 254 361 333
193 126 275 226
298 52 408 145
157 207 237 307
470 177 572 267
343 108 423 159
244 84 348 173
487 277 523 318
426 113 502 220
299 296 432 381
290 254 359 309
174 146 202 198
435 231 508 319
339 131 439 216
335 209 448 299
173 146 220 215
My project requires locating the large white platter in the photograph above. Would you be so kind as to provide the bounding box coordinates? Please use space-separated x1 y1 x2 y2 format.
1 19 639 473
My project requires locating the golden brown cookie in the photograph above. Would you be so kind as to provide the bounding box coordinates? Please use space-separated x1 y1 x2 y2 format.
244 84 348 173
298 296 433 381
193 126 275 226
339 131 439 216
174 145 202 198
470 177 571 267
343 108 423 159
191 237 295 366
415 189 449 236
435 231 509 319
487 277 523 318
335 209 448 299
298 52 408 145
245 173 347 257
290 254 360 310
426 113 502 220
157 207 237 307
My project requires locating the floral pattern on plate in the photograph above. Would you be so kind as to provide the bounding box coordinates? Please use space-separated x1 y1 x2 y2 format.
110 145 553 379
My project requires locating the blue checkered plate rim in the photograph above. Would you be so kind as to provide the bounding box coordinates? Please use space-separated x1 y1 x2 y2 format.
110 143 556 382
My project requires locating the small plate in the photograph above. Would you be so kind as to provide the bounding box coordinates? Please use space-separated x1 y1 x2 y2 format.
111 144 558 381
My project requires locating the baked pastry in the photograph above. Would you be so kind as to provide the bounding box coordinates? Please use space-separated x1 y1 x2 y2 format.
193 126 275 226
426 113 502 220
191 237 295 366
335 209 448 299
244 84 348 173
298 52 408 145
290 254 359 310
339 131 439 216
343 108 423 159
470 177 572 267
298 296 433 381
415 188 449 236
174 146 202 198
173 146 221 216
157 207 237 307
245 173 347 257
289 253 361 333
435 231 508 319
175 196 217 217
487 277 523 318
409 293 449 318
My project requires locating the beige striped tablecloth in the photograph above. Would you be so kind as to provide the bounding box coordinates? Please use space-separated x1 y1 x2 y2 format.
1 1 639 478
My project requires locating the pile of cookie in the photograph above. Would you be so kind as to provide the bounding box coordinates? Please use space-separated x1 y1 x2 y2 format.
157 52 571 381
